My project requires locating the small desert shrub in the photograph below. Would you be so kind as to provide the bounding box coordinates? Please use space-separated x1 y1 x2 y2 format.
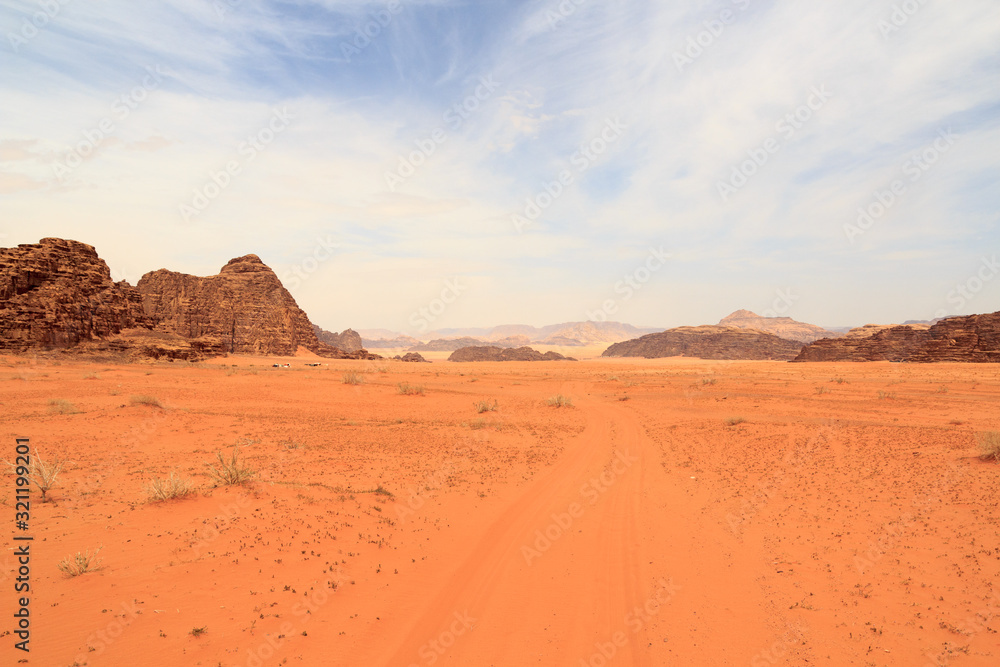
190 626 207 637
58 546 103 577
702 378 717 385
130 394 163 408
83 372 100 380
474 399 498 413
976 431 1000 461
147 472 194 501
830 377 848 384
937 385 949 394
618 395 631 401
725 416 747 426
468 419 486 430
877 390 896 400
547 394 572 408
397 382 425 395
342 372 364 385
6 450 65 500
815 386 830 395
48 398 79 414
207 447 255 486
373 485 394 498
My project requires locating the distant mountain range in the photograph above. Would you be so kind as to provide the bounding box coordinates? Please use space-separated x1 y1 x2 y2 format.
360 321 662 349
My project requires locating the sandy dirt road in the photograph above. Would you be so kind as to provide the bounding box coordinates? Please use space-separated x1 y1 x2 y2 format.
375 381 772 666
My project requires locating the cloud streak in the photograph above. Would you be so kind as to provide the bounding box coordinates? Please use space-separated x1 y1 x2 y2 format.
1 0 998 332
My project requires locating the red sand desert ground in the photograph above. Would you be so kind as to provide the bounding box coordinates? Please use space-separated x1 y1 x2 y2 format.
2 354 999 666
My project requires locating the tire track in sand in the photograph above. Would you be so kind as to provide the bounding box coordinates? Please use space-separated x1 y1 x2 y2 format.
378 384 770 665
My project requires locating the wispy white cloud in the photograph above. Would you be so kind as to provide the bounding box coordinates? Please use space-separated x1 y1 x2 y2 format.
1 0 998 331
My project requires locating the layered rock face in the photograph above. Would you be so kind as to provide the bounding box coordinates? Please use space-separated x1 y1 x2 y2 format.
87 329 228 362
794 312 1000 362
0 238 152 351
448 346 576 362
718 309 841 344
314 325 363 352
602 326 803 360
137 255 376 359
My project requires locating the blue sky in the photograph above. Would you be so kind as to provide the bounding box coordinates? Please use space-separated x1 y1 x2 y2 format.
1 0 998 334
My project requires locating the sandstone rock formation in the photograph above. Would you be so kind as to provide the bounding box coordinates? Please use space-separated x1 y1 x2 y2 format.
411 337 490 352
718 309 840 344
448 346 577 362
313 325 362 352
793 312 1000 362
602 326 803 360
137 255 378 359
0 238 153 352
83 328 227 362
392 352 430 363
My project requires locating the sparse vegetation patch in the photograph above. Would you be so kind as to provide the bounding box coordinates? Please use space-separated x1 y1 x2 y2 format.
6 450 65 500
475 399 498 413
976 431 1000 461
48 398 79 414
58 546 103 577
147 472 195 501
207 446 256 485
130 394 164 408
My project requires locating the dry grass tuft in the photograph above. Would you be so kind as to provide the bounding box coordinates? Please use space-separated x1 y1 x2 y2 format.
147 472 195 501
207 446 255 486
546 395 573 408
474 399 498 413
397 382 425 395
58 546 103 577
6 450 65 500
48 398 79 414
976 431 1000 461
130 394 164 408
342 372 364 385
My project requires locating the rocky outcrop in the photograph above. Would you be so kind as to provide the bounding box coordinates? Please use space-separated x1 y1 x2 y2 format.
907 313 1000 362
137 254 379 359
79 328 227 362
411 337 489 352
793 312 1000 362
313 325 362 352
602 326 803 360
718 309 840 344
448 346 576 362
392 352 430 363
0 238 153 352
